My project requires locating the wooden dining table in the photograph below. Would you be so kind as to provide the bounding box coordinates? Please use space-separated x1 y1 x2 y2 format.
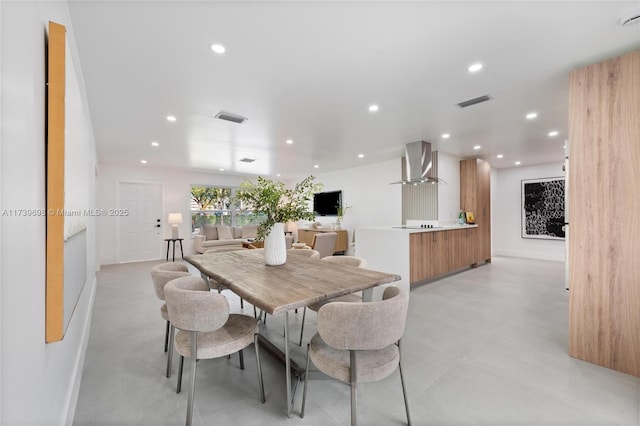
184 249 400 417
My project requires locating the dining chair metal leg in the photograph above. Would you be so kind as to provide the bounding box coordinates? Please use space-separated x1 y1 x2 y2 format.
186 331 198 426
254 334 266 403
300 344 311 418
166 324 175 378
398 341 411 425
239 349 245 370
298 307 307 346
350 350 357 426
164 320 170 352
177 356 184 394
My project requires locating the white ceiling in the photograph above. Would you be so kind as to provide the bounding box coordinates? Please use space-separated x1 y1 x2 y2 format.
68 1 640 179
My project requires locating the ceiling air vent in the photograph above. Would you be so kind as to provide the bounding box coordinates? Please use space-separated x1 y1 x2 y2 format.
239 157 256 163
457 95 492 108
214 111 247 124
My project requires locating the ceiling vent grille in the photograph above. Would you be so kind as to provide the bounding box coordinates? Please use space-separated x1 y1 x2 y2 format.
457 95 492 108
239 157 256 163
215 111 247 124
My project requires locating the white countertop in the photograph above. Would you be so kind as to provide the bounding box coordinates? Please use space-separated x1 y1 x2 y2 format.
360 224 478 233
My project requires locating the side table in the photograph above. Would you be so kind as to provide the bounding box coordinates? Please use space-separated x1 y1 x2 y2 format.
164 238 184 261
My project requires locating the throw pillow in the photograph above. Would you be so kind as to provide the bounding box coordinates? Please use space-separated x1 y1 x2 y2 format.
242 225 258 239
232 227 243 239
217 225 233 240
202 224 218 241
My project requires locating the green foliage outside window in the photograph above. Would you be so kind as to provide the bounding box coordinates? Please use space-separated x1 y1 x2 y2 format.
190 185 262 232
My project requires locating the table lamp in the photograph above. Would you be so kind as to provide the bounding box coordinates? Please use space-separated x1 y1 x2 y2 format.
168 213 183 239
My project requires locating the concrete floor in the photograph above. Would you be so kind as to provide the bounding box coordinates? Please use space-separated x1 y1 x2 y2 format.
73 256 640 425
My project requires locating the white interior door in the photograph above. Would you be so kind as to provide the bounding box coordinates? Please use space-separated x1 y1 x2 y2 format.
118 182 163 263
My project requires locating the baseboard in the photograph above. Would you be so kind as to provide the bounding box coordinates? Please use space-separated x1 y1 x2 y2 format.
493 249 565 262
61 276 97 426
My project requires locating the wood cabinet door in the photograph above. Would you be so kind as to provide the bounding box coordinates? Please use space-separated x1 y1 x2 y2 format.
334 230 348 252
477 159 492 261
430 232 448 277
409 233 425 283
448 229 466 270
460 158 491 264
467 228 478 265
297 230 313 246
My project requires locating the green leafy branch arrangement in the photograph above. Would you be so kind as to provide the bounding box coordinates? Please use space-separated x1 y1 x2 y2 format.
234 175 323 241
337 204 351 221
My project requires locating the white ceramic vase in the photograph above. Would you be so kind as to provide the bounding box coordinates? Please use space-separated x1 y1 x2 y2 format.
263 222 287 265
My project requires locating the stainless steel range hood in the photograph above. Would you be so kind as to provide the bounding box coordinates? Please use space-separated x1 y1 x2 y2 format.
391 141 446 184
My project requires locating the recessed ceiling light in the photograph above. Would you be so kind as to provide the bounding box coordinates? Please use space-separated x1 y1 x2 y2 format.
515 161 521 165
151 141 159 147
548 130 559 137
526 112 538 120
313 165 319 169
496 154 504 159
166 115 176 122
286 139 294 145
368 104 379 112
441 133 450 139
276 174 281 177
358 154 364 159
219 168 224 171
210 44 226 54
468 63 483 73
140 160 147 164
473 145 481 150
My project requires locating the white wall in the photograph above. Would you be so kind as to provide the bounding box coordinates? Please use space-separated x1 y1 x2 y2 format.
312 159 402 254
437 151 461 225
97 163 247 264
312 154 462 253
493 162 566 261
0 2 97 424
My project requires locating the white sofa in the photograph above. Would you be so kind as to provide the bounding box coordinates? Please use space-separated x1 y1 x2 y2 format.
194 224 259 253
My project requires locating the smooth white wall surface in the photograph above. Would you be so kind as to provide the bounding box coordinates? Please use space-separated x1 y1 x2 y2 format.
493 162 565 261
0 2 97 424
311 159 402 254
437 151 461 225
97 163 247 264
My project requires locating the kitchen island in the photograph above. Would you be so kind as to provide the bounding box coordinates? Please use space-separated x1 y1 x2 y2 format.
357 224 487 295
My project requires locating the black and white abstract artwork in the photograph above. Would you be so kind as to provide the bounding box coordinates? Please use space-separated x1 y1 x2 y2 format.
521 177 565 240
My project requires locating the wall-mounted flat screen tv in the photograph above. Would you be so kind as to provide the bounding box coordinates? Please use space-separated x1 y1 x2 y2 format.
313 190 341 216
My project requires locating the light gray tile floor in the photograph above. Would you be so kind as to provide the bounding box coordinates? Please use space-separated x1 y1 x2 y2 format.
73 256 640 425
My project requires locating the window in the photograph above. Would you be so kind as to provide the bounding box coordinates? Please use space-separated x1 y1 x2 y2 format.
190 185 263 233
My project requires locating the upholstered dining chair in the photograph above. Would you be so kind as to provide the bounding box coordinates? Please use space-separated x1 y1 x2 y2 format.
150 262 191 377
204 246 248 309
298 256 367 346
164 275 265 426
287 248 320 259
310 232 338 259
301 286 411 426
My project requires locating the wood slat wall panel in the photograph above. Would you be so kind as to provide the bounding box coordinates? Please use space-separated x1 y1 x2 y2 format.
568 49 640 377
46 21 66 343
